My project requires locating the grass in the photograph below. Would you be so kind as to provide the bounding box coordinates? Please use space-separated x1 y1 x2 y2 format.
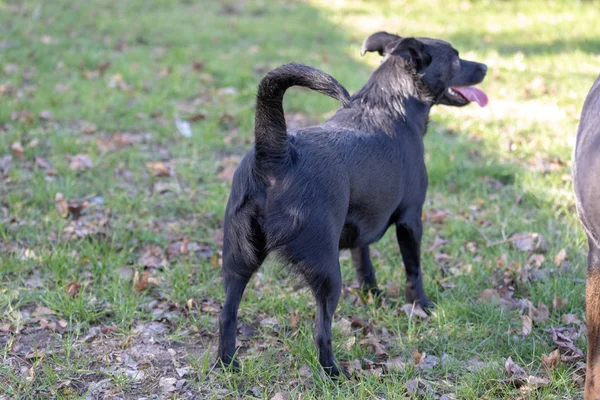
0 0 598 398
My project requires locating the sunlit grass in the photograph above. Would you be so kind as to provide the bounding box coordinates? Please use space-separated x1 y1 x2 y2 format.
0 0 596 398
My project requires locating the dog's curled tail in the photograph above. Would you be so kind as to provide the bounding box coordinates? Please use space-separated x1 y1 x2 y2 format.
254 63 351 169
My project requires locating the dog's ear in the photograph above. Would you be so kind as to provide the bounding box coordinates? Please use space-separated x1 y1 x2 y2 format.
361 31 401 56
390 37 432 70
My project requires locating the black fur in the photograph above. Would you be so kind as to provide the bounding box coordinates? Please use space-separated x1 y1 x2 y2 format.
217 33 487 376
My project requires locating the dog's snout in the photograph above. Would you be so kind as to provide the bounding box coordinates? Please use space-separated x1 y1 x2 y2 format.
465 61 487 84
477 64 488 83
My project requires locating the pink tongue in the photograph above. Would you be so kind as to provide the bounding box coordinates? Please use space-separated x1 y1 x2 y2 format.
452 86 488 107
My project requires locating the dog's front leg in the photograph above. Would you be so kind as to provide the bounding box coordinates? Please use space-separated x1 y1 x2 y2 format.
351 246 381 297
585 240 600 400
395 212 432 310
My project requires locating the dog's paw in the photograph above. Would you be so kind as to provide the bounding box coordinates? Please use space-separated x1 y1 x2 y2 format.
418 297 434 313
405 288 434 313
320 356 351 380
323 362 349 380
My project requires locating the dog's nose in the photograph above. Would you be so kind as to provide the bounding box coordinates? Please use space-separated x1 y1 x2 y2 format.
480 64 488 73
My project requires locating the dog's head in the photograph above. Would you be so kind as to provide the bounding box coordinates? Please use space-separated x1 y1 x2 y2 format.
362 32 488 107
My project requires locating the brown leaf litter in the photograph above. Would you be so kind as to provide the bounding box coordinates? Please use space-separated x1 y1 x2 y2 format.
69 154 93 172
499 356 550 391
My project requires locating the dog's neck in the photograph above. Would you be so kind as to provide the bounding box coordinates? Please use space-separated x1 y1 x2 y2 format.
350 57 432 136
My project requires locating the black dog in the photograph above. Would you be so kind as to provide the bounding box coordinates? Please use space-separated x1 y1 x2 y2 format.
573 74 600 400
218 32 488 376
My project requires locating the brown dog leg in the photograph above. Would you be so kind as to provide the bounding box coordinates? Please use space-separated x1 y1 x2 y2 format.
586 240 600 400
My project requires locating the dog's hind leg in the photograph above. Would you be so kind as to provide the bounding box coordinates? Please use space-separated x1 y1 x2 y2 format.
306 259 343 377
586 239 600 400
351 246 381 296
217 220 266 369
288 229 343 376
395 209 432 310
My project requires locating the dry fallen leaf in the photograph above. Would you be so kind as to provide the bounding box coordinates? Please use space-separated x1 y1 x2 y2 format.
505 356 526 376
137 245 167 268
270 393 287 400
199 301 220 314
425 209 449 223
82 326 102 343
359 333 387 356
146 161 172 177
561 313 581 325
338 359 360 376
554 248 567 266
465 241 478 253
108 73 131 91
55 193 69 218
541 349 560 372
385 355 406 373
11 141 24 158
133 270 147 291
401 303 429 319
290 309 299 330
35 156 55 174
159 377 177 393
413 349 424 367
405 377 430 396
523 375 551 390
342 336 356 351
132 271 159 292
69 154 93 171
298 365 311 377
552 296 568 311
39 110 54 120
549 327 584 363
522 315 532 336
334 317 352 336
511 232 547 253
572 362 586 388
531 301 550 324
66 281 81 297
81 121 97 134
478 288 500 302
428 235 447 252
33 305 56 317
417 353 439 370
528 253 545 268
